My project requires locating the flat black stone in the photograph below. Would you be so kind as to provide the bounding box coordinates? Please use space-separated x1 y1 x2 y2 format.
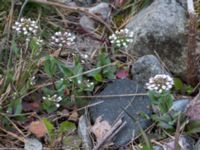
89 79 152 146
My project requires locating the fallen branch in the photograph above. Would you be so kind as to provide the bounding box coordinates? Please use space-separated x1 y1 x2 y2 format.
75 93 147 99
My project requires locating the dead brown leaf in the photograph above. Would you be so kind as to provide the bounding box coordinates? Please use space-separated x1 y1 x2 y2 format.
90 116 111 142
68 111 79 122
28 120 48 138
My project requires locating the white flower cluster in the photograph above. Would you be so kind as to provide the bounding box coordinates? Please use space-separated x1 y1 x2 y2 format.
42 94 62 108
30 76 36 85
146 74 174 93
12 18 38 36
51 31 76 48
77 79 94 88
109 28 133 48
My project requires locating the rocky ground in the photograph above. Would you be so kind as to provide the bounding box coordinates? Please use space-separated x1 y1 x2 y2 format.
0 0 200 149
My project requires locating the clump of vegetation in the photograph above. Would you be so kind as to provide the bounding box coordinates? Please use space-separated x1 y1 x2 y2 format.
0 0 199 149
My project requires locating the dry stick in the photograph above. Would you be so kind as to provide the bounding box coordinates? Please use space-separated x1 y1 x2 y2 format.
52 101 104 122
17 0 29 20
186 0 198 86
76 93 147 99
92 119 124 150
0 113 25 137
174 114 181 150
0 126 24 143
29 0 113 33
106 122 127 142
0 0 15 54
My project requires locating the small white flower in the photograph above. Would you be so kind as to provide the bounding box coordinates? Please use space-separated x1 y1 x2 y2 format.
30 76 36 85
56 103 60 108
77 80 81 84
146 74 174 93
56 96 62 102
43 94 63 108
29 27 33 31
12 18 38 37
51 31 75 48
109 28 133 49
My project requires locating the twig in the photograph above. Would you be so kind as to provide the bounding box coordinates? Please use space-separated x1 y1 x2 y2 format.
76 93 147 99
107 122 127 142
174 114 181 150
0 113 25 137
29 0 113 33
0 126 24 143
18 0 29 20
52 101 104 122
77 101 104 112
0 0 15 55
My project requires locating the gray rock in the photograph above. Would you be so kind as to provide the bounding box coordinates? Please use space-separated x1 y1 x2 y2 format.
171 99 189 113
154 135 195 150
89 79 152 145
60 0 97 6
76 0 97 6
126 0 188 79
194 138 200 150
24 138 42 150
80 15 95 31
131 55 169 86
153 146 164 150
89 3 111 20
78 115 93 150
79 3 111 31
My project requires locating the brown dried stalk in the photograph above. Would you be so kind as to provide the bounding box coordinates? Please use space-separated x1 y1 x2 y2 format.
186 0 199 86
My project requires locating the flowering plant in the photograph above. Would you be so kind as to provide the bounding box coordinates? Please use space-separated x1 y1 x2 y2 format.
146 74 174 93
42 94 63 113
50 31 76 48
109 28 133 48
12 18 38 37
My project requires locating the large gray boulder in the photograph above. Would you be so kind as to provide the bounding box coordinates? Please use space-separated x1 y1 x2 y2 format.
131 55 169 86
126 0 188 79
89 79 152 146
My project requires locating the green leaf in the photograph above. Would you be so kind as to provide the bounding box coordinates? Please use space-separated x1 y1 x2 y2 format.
72 62 83 82
42 117 55 141
185 85 193 95
93 73 103 81
159 92 173 113
174 78 183 90
44 56 57 77
11 40 20 56
7 99 22 115
148 91 160 105
59 121 76 134
186 120 200 134
29 37 40 57
58 64 73 77
42 100 57 113
15 99 22 114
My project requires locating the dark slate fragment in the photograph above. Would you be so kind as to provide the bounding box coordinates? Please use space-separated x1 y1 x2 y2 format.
89 79 152 146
